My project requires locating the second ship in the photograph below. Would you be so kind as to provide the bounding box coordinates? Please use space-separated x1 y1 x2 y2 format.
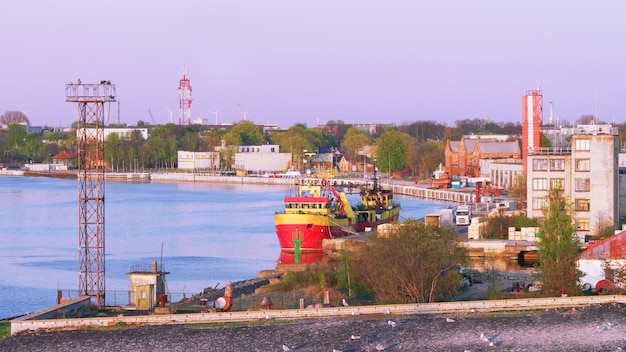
274 170 401 252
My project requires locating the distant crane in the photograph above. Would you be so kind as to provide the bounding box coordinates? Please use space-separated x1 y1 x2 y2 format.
148 109 155 125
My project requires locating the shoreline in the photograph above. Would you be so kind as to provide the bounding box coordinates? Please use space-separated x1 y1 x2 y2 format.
3 170 476 204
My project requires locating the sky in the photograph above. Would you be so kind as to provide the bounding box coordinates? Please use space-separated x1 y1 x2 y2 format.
2 1 626 129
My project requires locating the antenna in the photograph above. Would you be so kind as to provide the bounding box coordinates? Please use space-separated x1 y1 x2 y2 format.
209 109 220 125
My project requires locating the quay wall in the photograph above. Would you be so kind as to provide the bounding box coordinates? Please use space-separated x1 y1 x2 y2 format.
150 173 474 204
11 295 625 335
2 170 473 204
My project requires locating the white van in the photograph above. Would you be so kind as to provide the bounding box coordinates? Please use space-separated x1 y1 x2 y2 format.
284 170 302 178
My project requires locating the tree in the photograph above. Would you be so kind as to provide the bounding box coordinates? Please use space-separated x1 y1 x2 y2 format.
482 209 513 239
414 140 444 179
593 212 616 240
536 187 582 296
230 121 266 145
507 173 527 210
375 129 409 173
354 220 467 303
0 111 30 126
341 127 369 158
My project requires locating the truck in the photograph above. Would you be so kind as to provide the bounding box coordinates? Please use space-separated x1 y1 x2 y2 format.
455 204 471 226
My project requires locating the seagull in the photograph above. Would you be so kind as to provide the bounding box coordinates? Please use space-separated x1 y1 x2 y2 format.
375 343 385 351
387 320 397 328
480 332 500 346
350 335 361 341
265 314 273 320
342 298 349 307
446 318 455 323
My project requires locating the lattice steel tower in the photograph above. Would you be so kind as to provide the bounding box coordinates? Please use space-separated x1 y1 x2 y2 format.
178 66 192 125
65 80 116 307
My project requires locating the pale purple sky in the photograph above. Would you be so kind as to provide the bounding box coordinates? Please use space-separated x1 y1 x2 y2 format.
1 1 625 129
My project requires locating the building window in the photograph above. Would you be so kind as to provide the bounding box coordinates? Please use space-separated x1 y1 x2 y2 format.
550 159 565 171
575 159 590 172
532 159 548 171
576 219 590 231
532 197 546 210
550 178 565 190
575 178 590 191
575 199 590 212
532 178 548 190
575 139 591 151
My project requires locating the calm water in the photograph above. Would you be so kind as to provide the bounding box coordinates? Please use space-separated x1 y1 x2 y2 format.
0 176 446 318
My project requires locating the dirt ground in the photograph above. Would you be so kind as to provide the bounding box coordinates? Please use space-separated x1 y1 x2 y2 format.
2 304 626 351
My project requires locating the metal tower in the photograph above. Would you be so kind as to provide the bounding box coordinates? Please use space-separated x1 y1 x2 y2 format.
65 80 116 307
178 66 192 125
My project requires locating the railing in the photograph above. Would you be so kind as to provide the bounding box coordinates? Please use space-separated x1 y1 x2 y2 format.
528 147 572 155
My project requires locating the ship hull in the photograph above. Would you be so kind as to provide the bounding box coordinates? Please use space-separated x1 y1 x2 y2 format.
274 213 354 251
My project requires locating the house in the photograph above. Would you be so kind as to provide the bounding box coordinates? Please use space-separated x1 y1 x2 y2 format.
445 135 520 177
578 230 626 290
52 151 78 168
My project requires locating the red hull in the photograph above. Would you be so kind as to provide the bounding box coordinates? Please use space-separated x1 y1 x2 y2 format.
275 223 354 251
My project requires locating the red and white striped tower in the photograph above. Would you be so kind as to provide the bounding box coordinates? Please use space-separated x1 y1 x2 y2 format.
521 88 543 173
178 66 192 125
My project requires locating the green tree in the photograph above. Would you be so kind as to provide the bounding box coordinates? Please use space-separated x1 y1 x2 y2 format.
355 220 467 303
536 187 582 296
375 129 409 173
230 121 266 145
7 124 27 151
341 127 370 158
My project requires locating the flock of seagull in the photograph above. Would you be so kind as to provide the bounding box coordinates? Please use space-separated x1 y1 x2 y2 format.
263 314 623 351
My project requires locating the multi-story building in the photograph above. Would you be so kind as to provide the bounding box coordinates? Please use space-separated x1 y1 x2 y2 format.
526 124 619 235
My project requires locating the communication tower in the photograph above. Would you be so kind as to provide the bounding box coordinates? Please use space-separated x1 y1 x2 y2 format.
178 66 192 125
65 80 116 307
521 88 543 173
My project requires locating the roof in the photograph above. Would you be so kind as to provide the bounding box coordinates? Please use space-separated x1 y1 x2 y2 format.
53 151 78 160
448 141 460 152
579 230 626 260
476 141 520 154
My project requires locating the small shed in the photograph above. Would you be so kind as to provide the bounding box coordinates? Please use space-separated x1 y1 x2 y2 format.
578 230 626 289
125 260 170 311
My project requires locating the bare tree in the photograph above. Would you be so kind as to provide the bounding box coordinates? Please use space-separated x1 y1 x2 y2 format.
0 111 30 126
355 220 467 303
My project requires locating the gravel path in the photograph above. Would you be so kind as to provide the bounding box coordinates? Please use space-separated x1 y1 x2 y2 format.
2 304 626 351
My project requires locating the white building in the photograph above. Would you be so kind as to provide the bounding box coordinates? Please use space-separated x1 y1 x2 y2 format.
479 158 523 190
78 127 149 141
234 144 291 173
177 151 220 170
526 124 619 236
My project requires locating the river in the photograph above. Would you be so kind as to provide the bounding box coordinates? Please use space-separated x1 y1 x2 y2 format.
0 176 448 319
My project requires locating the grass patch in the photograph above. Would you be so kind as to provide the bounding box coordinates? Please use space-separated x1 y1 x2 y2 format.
188 320 291 328
0 322 10 339
470 309 545 318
